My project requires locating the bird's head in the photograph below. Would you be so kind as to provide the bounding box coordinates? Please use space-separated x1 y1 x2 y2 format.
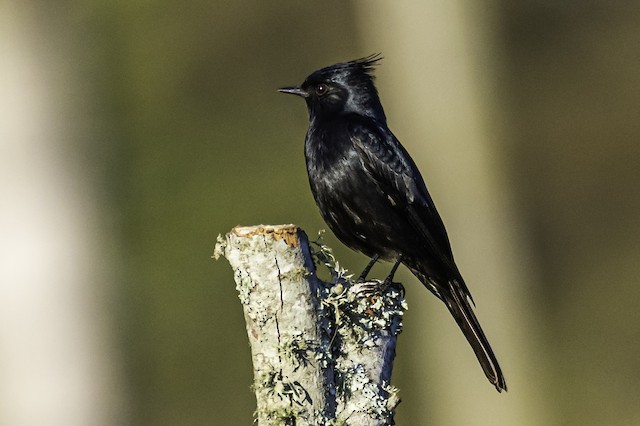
278 54 386 123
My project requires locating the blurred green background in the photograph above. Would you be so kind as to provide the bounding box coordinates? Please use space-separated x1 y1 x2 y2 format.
2 1 640 425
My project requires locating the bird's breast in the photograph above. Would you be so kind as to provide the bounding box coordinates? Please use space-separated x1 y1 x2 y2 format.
304 127 403 260
304 129 362 199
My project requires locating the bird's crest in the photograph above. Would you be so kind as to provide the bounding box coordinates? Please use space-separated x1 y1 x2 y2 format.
339 53 383 76
310 53 383 82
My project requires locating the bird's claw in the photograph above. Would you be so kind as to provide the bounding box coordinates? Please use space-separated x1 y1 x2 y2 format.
351 280 404 297
380 278 405 297
389 281 405 298
350 281 383 296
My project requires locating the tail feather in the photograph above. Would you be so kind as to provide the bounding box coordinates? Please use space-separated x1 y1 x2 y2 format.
445 280 507 392
408 267 506 391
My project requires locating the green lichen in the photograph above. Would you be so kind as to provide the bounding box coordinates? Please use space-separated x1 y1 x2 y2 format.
280 330 317 371
308 231 353 282
253 366 332 425
321 280 406 347
309 237 406 424
212 233 226 260
337 364 398 421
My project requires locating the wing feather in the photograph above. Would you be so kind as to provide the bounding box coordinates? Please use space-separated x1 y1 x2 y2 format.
348 119 474 300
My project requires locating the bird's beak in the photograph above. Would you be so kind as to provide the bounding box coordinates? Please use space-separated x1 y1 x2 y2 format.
277 86 309 98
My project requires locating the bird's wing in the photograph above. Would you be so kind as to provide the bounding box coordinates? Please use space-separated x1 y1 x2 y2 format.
349 120 473 297
348 121 450 251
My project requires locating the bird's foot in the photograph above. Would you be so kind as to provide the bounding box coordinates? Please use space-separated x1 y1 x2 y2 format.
383 278 405 298
351 279 404 297
377 257 403 294
350 280 384 296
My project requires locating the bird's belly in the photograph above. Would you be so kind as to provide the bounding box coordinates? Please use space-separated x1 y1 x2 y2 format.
310 163 412 261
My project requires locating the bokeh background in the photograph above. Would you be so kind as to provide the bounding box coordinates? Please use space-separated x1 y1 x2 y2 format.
2 1 639 425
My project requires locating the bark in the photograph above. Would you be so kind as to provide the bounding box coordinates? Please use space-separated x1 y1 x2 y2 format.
215 224 405 425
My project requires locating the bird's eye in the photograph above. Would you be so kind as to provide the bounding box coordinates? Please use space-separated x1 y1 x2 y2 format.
315 84 329 96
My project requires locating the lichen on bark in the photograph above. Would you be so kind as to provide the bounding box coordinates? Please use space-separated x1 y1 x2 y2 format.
215 224 405 425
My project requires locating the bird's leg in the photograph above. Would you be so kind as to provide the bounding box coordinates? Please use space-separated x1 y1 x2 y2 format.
352 256 405 296
357 254 380 282
382 257 404 295
383 258 401 286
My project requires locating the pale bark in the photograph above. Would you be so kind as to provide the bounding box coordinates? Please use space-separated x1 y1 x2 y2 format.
215 224 405 425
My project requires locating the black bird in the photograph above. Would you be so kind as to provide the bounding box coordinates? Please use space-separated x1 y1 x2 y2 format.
278 55 506 392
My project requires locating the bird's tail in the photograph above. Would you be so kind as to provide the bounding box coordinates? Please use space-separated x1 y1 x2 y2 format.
443 279 507 392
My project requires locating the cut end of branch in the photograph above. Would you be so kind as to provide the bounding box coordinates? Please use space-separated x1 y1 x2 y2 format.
232 224 299 247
